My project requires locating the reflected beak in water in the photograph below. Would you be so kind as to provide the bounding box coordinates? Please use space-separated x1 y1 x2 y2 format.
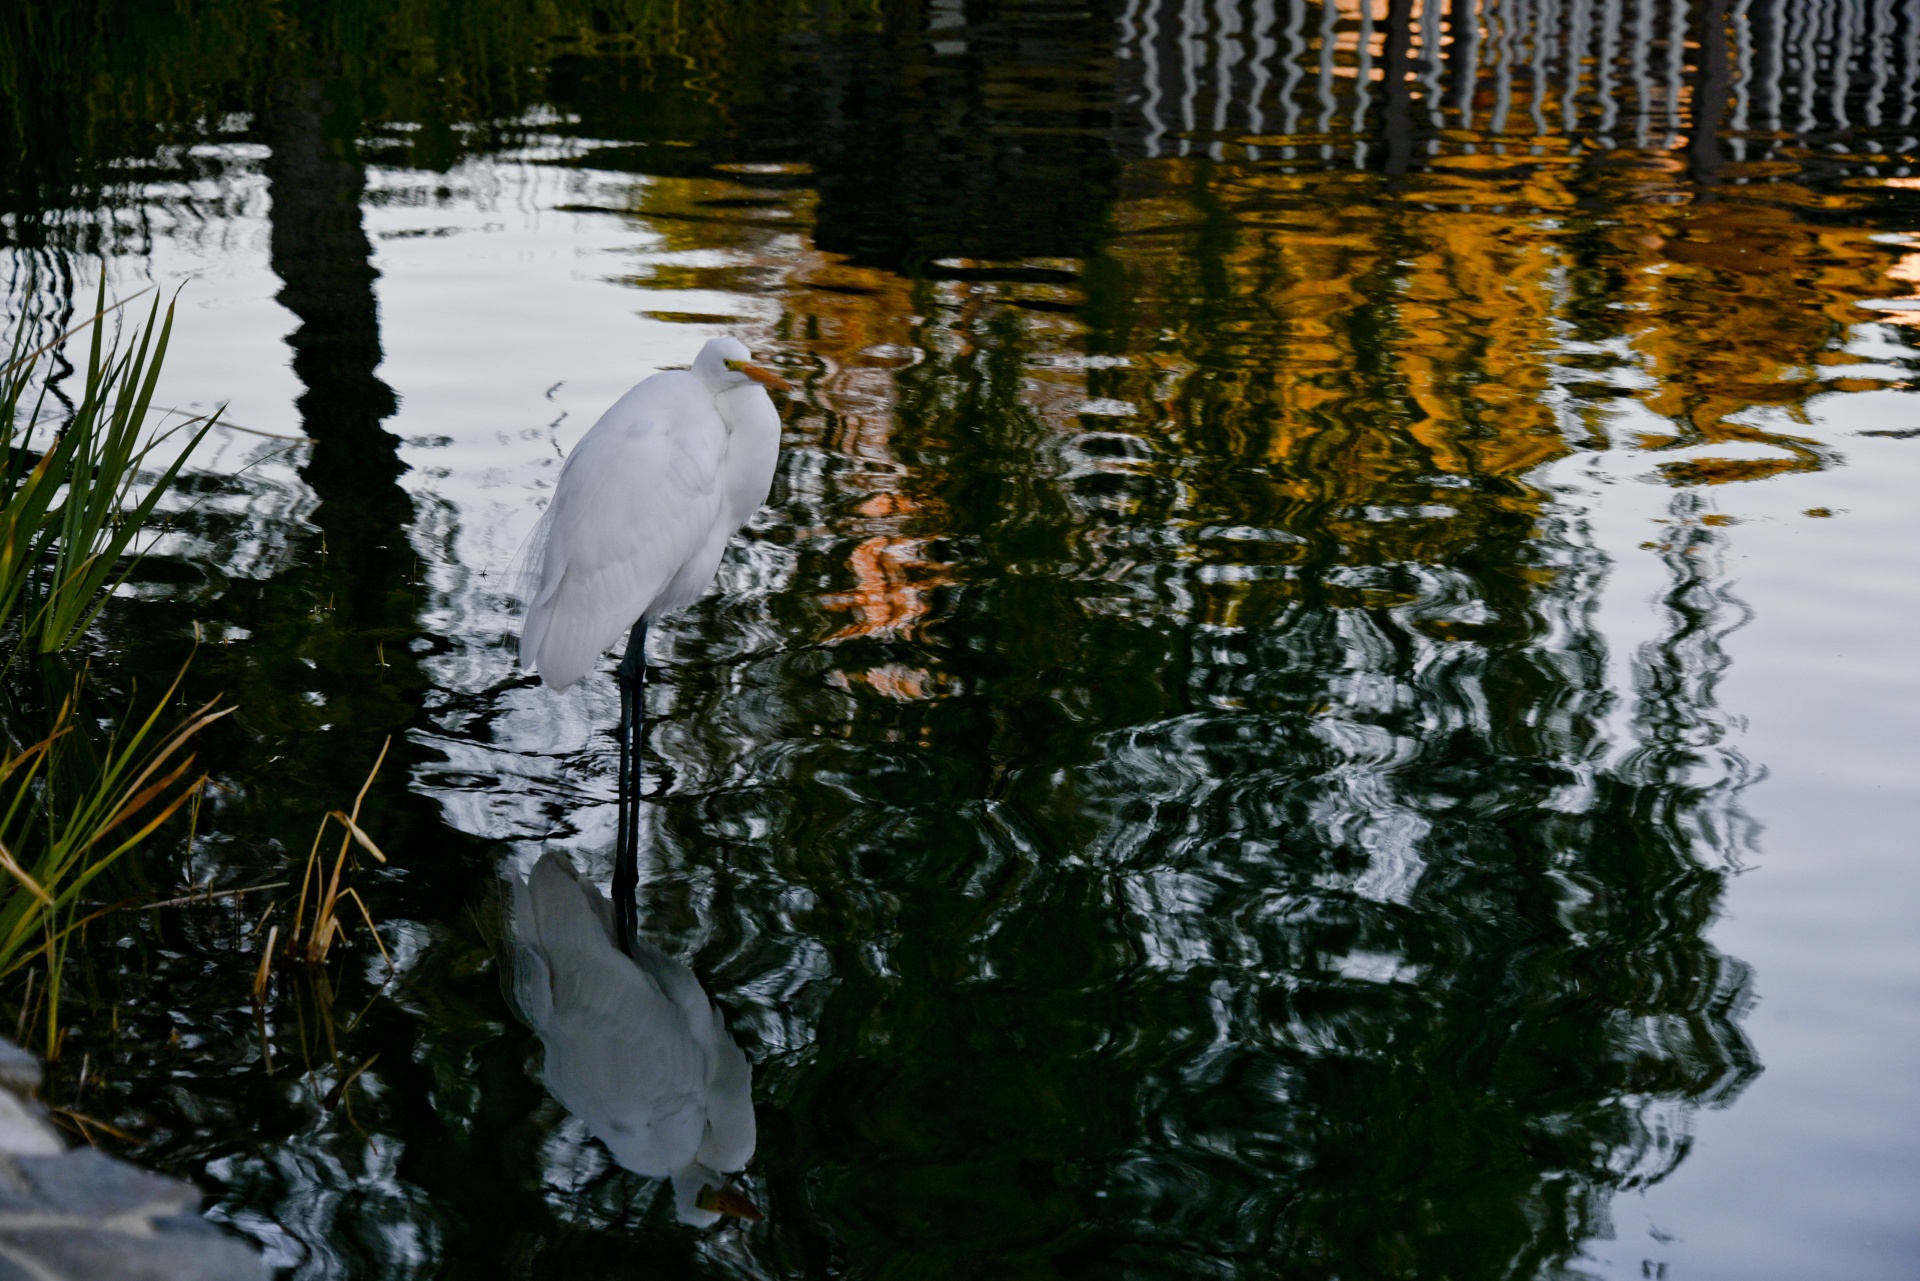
726 358 792 392
696 1183 765 1221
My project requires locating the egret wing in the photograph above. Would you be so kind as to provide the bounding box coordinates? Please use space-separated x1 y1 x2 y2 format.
520 390 727 688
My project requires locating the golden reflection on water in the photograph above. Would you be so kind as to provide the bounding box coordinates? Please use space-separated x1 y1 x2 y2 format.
617 153 1911 656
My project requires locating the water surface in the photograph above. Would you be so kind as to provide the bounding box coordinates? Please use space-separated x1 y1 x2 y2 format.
3 2 1919 1277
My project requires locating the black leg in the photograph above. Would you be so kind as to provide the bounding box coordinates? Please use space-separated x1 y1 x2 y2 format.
613 617 648 958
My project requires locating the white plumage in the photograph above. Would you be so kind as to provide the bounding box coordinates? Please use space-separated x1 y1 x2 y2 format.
507 853 758 1226
518 336 785 689
508 337 780 1223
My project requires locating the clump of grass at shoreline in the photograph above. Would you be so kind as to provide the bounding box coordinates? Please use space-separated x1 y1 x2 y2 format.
0 282 227 1058
0 664 230 1057
1 281 216 657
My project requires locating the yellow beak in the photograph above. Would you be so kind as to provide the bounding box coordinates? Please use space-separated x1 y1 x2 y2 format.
695 1183 764 1221
727 358 792 392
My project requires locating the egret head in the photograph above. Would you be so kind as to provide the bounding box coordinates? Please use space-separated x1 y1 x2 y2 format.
693 336 791 395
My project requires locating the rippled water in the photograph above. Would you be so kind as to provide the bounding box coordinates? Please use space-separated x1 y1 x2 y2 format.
4 1 1920 1276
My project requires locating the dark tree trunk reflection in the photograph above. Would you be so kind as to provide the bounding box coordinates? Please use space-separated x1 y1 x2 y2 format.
259 72 409 608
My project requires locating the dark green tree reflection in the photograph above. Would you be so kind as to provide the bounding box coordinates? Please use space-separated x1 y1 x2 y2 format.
604 271 1761 1276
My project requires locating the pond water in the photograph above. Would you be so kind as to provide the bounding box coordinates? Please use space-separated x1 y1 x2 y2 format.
3 1 1919 1277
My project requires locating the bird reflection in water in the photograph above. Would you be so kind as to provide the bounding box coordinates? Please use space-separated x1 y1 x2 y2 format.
506 853 761 1226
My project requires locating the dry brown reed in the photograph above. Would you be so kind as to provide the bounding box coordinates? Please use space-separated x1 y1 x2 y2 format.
280 737 395 971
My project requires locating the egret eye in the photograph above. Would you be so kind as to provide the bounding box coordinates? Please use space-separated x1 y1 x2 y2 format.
724 358 748 371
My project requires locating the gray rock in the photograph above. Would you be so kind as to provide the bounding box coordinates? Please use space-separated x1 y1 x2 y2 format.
2 1149 199 1219
0 1040 272 1280
0 1224 269 1281
0 1092 60 1157
0 1042 38 1096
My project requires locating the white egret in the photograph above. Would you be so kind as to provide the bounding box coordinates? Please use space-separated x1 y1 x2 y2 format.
517 336 787 948
508 853 760 1225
